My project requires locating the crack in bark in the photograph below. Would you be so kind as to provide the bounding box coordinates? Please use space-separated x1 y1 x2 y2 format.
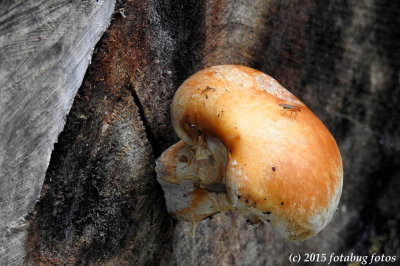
127 82 160 157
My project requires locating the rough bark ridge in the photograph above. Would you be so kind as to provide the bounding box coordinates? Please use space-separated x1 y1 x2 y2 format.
0 1 114 265
1 0 399 265
25 1 178 264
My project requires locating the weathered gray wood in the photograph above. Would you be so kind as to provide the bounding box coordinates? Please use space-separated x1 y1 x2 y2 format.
25 1 175 264
0 0 115 264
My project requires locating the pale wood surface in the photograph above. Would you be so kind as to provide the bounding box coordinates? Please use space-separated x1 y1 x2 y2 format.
0 0 115 264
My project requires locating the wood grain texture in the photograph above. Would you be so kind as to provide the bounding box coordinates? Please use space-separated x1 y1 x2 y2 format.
0 0 115 265
25 1 175 265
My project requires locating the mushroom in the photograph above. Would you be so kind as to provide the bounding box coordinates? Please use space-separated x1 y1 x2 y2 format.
156 65 343 240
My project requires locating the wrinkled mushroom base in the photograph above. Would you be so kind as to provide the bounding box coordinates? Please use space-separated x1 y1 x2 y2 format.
156 138 266 230
155 137 232 222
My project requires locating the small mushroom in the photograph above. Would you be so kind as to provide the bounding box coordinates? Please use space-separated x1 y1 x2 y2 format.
156 65 343 240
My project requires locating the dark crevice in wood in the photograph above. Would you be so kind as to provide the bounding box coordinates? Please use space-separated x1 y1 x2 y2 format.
25 2 173 264
127 81 160 157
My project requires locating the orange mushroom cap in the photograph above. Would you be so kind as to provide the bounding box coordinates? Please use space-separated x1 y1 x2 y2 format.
156 65 343 240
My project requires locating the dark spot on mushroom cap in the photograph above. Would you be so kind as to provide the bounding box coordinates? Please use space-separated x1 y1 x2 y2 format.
272 167 276 171
263 211 271 215
237 195 241 199
264 198 266 201
281 202 284 205
245 199 249 203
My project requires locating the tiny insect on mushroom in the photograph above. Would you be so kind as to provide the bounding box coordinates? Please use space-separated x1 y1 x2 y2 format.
279 103 301 118
156 65 343 241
